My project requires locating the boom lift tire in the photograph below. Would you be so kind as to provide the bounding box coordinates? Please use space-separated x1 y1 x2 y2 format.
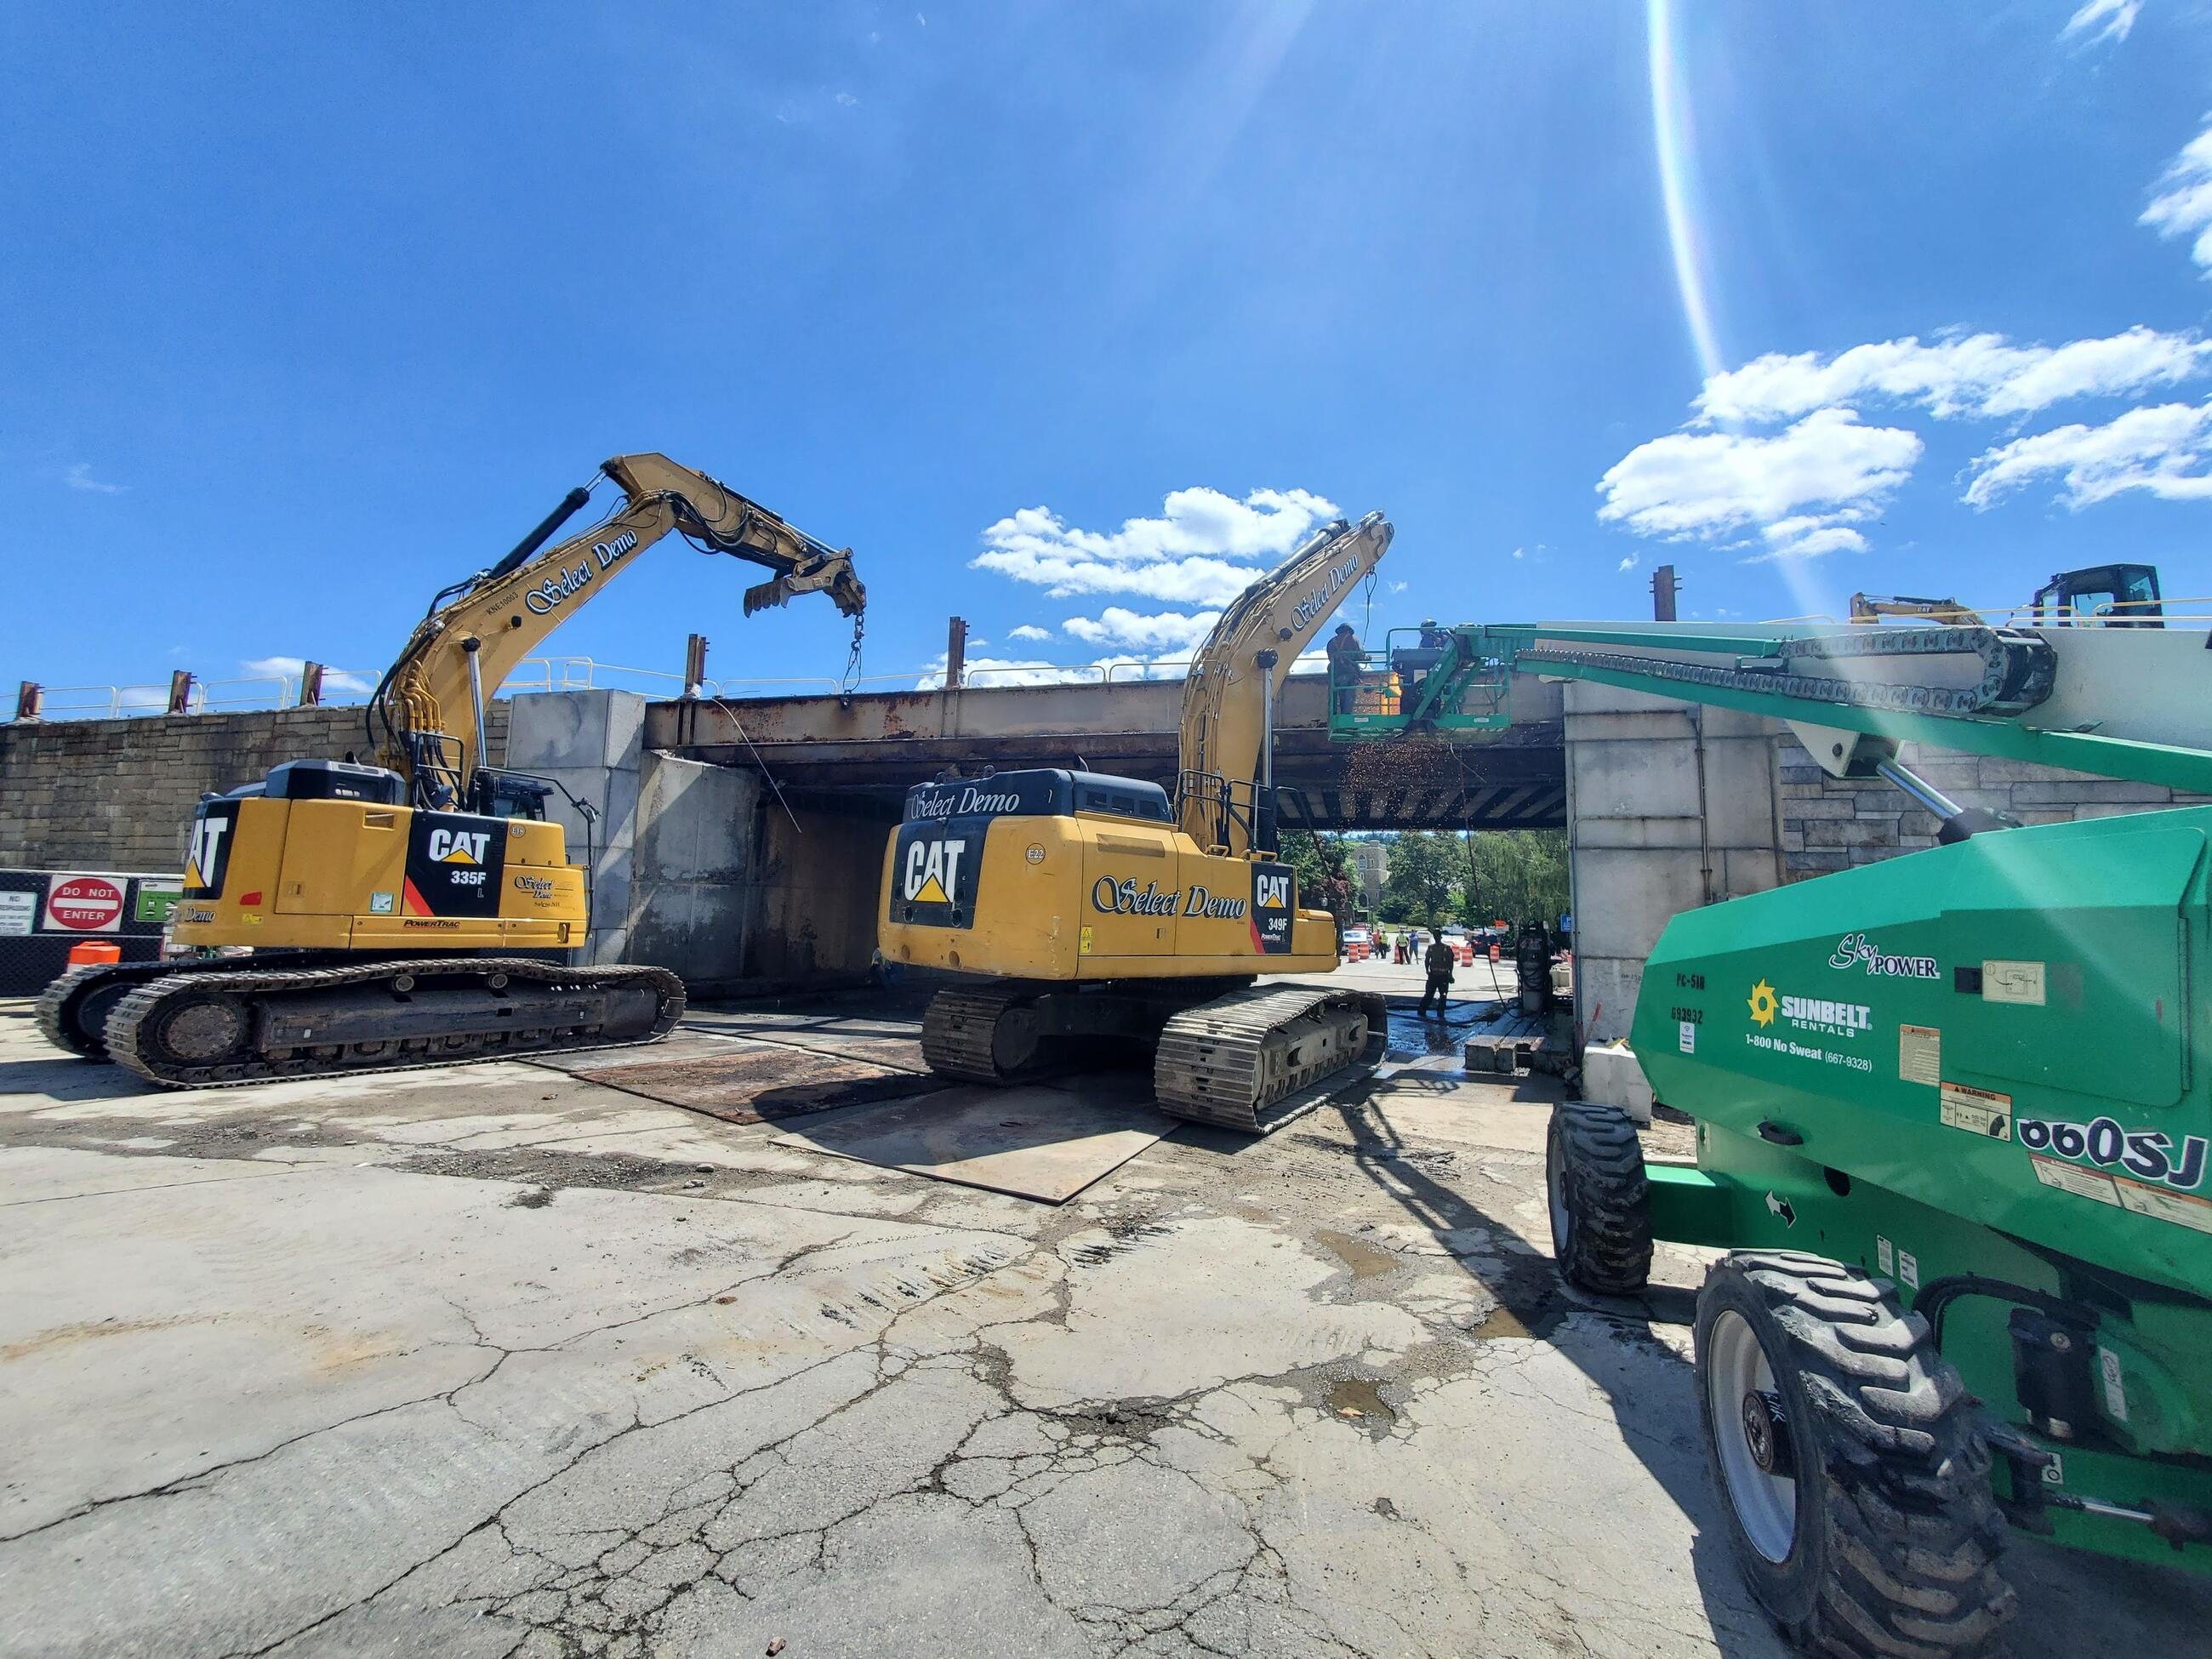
1694 1251 2015 1659
1546 1102 1653 1294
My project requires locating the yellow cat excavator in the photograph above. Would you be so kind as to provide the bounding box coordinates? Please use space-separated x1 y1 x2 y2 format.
37 453 864 1087
877 511 1392 1132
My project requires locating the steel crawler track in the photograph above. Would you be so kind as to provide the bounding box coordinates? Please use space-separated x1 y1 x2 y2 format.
1154 983 1388 1132
103 956 685 1089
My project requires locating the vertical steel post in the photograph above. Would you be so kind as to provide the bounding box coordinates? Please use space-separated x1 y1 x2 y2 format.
945 618 967 690
167 670 194 715
463 637 488 805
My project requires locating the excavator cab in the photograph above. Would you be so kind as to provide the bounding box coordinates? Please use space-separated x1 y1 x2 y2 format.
2029 563 2163 628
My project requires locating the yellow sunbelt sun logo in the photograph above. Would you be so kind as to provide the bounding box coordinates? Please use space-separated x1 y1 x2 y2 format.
1747 980 1779 1027
427 828 492 866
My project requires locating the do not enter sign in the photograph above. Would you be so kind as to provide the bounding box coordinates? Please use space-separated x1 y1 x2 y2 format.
44 875 127 933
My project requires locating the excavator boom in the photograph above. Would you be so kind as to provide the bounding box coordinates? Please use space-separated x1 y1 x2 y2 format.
1176 511 1391 853
375 453 864 798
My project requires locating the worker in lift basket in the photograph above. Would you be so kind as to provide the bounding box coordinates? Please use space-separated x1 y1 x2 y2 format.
1419 933 1457 1016
1325 623 1363 715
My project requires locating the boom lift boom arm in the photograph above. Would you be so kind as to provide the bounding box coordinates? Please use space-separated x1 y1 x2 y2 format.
373 453 866 802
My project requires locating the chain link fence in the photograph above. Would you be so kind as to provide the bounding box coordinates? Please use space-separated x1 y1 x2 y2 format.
0 869 182 998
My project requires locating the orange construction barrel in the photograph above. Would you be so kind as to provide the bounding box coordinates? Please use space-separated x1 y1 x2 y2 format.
66 941 123 966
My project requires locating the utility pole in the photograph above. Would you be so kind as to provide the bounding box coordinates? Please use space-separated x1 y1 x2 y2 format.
682 633 709 698
945 617 967 690
1651 564 1679 622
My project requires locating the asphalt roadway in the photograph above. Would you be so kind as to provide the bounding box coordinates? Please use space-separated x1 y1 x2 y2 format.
0 963 2204 1658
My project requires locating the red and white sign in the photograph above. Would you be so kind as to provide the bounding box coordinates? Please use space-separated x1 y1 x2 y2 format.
44 875 127 933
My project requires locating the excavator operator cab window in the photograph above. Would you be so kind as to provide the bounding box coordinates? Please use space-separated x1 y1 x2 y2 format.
2031 564 2164 629
1077 784 1172 823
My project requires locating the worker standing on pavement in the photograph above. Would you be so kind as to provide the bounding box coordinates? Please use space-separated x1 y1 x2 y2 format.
1420 934 1456 1015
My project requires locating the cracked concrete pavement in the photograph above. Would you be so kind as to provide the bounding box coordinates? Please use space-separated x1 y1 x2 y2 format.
1 994 2205 1658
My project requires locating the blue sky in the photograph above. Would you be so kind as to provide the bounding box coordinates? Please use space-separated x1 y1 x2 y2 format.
6 2 2211 703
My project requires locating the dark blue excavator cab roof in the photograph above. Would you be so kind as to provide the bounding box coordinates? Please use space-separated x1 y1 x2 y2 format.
901 768 1172 825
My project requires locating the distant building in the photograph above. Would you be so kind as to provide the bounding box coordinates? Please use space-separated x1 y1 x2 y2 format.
1348 839 1388 909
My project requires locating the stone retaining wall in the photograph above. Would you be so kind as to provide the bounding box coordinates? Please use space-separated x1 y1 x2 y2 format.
1779 736 2209 880
0 704 510 872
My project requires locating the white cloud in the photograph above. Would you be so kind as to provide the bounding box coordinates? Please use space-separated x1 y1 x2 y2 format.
1062 607 1222 649
1597 407 1920 562
2144 117 2212 273
2061 0 2141 47
66 461 128 494
1509 547 1524 560
972 486 1342 606
914 654 1081 691
1692 327 2212 425
1963 400 2212 508
834 91 858 107
241 655 374 693
1616 555 1639 573
1006 624 1052 642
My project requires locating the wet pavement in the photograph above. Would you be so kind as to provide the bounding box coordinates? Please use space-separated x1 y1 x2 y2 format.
0 987 2203 1659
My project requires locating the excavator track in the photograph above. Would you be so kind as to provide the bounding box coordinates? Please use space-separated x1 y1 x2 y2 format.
920 985 1046 1084
103 956 685 1090
35 955 262 1059
1154 983 1388 1133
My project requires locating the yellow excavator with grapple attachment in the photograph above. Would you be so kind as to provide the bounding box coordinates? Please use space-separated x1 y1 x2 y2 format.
37 453 864 1087
877 511 1391 1132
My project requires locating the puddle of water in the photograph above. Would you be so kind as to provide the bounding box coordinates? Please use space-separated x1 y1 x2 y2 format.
1314 1227 1400 1281
1326 1376 1396 1425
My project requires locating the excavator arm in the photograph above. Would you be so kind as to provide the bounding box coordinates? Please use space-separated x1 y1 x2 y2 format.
373 453 864 801
1175 511 1393 854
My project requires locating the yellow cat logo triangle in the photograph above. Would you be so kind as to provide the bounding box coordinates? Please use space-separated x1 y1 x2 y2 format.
912 873 950 904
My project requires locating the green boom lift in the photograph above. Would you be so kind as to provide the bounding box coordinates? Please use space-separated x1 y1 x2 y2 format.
1333 617 2212 1656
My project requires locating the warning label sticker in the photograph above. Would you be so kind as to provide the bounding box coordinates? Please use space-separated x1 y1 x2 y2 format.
2031 1154 2122 1206
1899 1024 1941 1086
2114 1178 2212 1235
1983 960 2047 1006
1940 1081 2011 1139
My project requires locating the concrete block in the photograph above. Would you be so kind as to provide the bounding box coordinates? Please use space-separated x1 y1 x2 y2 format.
505 690 647 774
1566 738 1704 819
1561 711 1701 745
1581 1044 1655 1126
1562 680 1702 718
1573 955 1643 1044
1804 818 1897 848
1566 846 1708 958
1571 817 1703 851
2010 781 2171 805
1786 798 1858 820
1787 850 1851 874
1719 847 1783 898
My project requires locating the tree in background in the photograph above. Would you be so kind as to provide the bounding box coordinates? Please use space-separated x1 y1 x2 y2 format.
1381 830 1459 927
1280 829 1354 928
1459 828 1570 932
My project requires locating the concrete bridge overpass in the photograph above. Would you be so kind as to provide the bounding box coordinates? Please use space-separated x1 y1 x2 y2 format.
648 673 1568 831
